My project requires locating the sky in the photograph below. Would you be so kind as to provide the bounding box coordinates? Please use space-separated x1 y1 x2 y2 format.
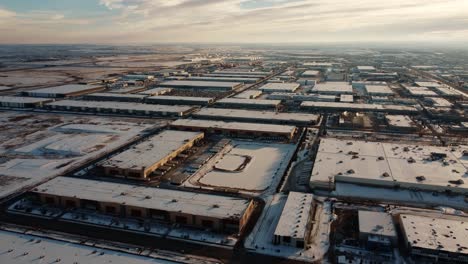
0 0 468 44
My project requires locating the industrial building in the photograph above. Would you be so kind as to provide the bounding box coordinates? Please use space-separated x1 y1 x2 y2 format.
215 98 281 109
123 74 155 81
311 82 353 95
32 177 254 233
309 138 468 194
186 76 259 83
108 86 147 94
22 84 105 98
213 70 269 77
233 90 262 99
192 108 320 126
258 83 300 93
399 214 468 262
268 93 336 102
0 96 53 108
100 130 204 179
386 115 418 132
159 80 242 91
358 211 397 250
273 192 314 249
301 101 419 114
83 93 147 102
364 85 394 96
138 87 173 96
46 100 195 117
301 70 320 77
146 95 214 106
170 119 297 140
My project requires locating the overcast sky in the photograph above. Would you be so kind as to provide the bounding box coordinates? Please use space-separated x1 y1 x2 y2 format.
0 0 467 44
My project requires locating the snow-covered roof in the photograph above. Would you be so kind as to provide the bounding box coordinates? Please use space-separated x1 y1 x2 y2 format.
0 230 177 264
147 95 214 103
301 101 419 113
358 211 396 238
339 94 354 103
193 108 320 125
233 90 262 99
357 66 376 71
100 130 203 171
34 177 250 220
85 93 147 99
26 84 103 96
365 85 394 95
138 87 173 95
186 76 258 82
258 82 300 92
216 98 281 107
160 80 241 89
301 70 320 77
415 81 442 88
0 96 52 104
400 214 468 254
312 82 353 94
406 86 438 97
274 192 313 240
171 119 296 135
386 115 415 128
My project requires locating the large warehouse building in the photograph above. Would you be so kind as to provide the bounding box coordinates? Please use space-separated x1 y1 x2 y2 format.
159 80 242 91
33 177 255 233
171 119 297 140
258 83 300 93
215 98 281 109
99 130 204 180
0 96 53 108
22 84 105 98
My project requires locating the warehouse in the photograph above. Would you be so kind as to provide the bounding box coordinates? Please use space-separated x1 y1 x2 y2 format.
268 93 336 102
171 119 297 140
213 70 269 77
386 115 418 132
215 98 281 109
0 96 52 108
358 211 397 249
46 100 195 117
138 87 173 96
309 138 468 194
146 95 214 106
186 76 259 83
123 74 155 81
107 86 147 94
100 130 203 180
159 80 242 91
301 70 320 77
22 84 105 98
404 86 439 97
311 82 353 95
365 85 394 96
83 93 147 102
33 177 254 233
301 101 419 114
233 90 262 99
192 108 320 126
273 192 314 249
203 73 266 78
399 214 468 262
258 82 300 93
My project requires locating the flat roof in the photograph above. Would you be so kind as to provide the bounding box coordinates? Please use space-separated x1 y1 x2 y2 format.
138 87 173 95
274 192 313 239
193 108 320 124
400 214 468 254
214 70 269 76
310 138 468 193
302 70 320 76
26 84 103 96
428 97 453 107
233 90 262 99
386 115 415 128
160 80 241 89
365 85 394 95
406 86 439 97
47 100 194 113
171 119 296 134
216 98 281 106
187 76 258 82
301 101 419 113
357 66 376 71
258 82 300 92
34 177 250 220
203 73 266 78
85 93 147 99
340 94 354 103
415 81 442 88
435 86 463 97
147 95 214 103
101 130 203 171
312 82 353 94
0 230 177 264
359 211 396 238
0 96 52 104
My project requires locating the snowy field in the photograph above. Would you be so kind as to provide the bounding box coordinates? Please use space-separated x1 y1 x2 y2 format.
0 112 163 199
185 140 296 195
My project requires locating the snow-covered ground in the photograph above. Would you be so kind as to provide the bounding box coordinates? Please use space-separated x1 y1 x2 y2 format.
185 140 296 195
0 112 163 199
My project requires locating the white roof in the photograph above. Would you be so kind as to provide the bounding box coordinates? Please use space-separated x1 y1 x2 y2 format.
187 76 258 82
258 82 300 92
302 70 320 76
214 70 269 76
312 82 353 94
27 84 103 96
386 115 415 128
47 100 194 113
101 130 203 171
233 90 262 99
147 95 213 103
34 177 250 220
435 86 463 97
301 101 419 113
400 214 468 254
406 86 438 97
86 93 146 99
193 108 320 124
357 66 376 71
0 96 51 104
217 98 281 107
160 80 241 88
274 192 314 239
310 138 468 193
171 119 296 134
415 81 442 88
358 211 396 238
429 97 453 108
365 85 394 95
0 230 177 264
340 94 354 103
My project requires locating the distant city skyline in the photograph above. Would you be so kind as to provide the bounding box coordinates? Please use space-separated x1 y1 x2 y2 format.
1 0 468 44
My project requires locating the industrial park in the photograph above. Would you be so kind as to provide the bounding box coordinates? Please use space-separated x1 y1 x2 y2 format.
0 43 467 264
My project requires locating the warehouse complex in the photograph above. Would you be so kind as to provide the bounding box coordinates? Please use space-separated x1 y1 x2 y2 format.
22 84 105 98
99 130 204 180
0 96 53 108
159 80 242 91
